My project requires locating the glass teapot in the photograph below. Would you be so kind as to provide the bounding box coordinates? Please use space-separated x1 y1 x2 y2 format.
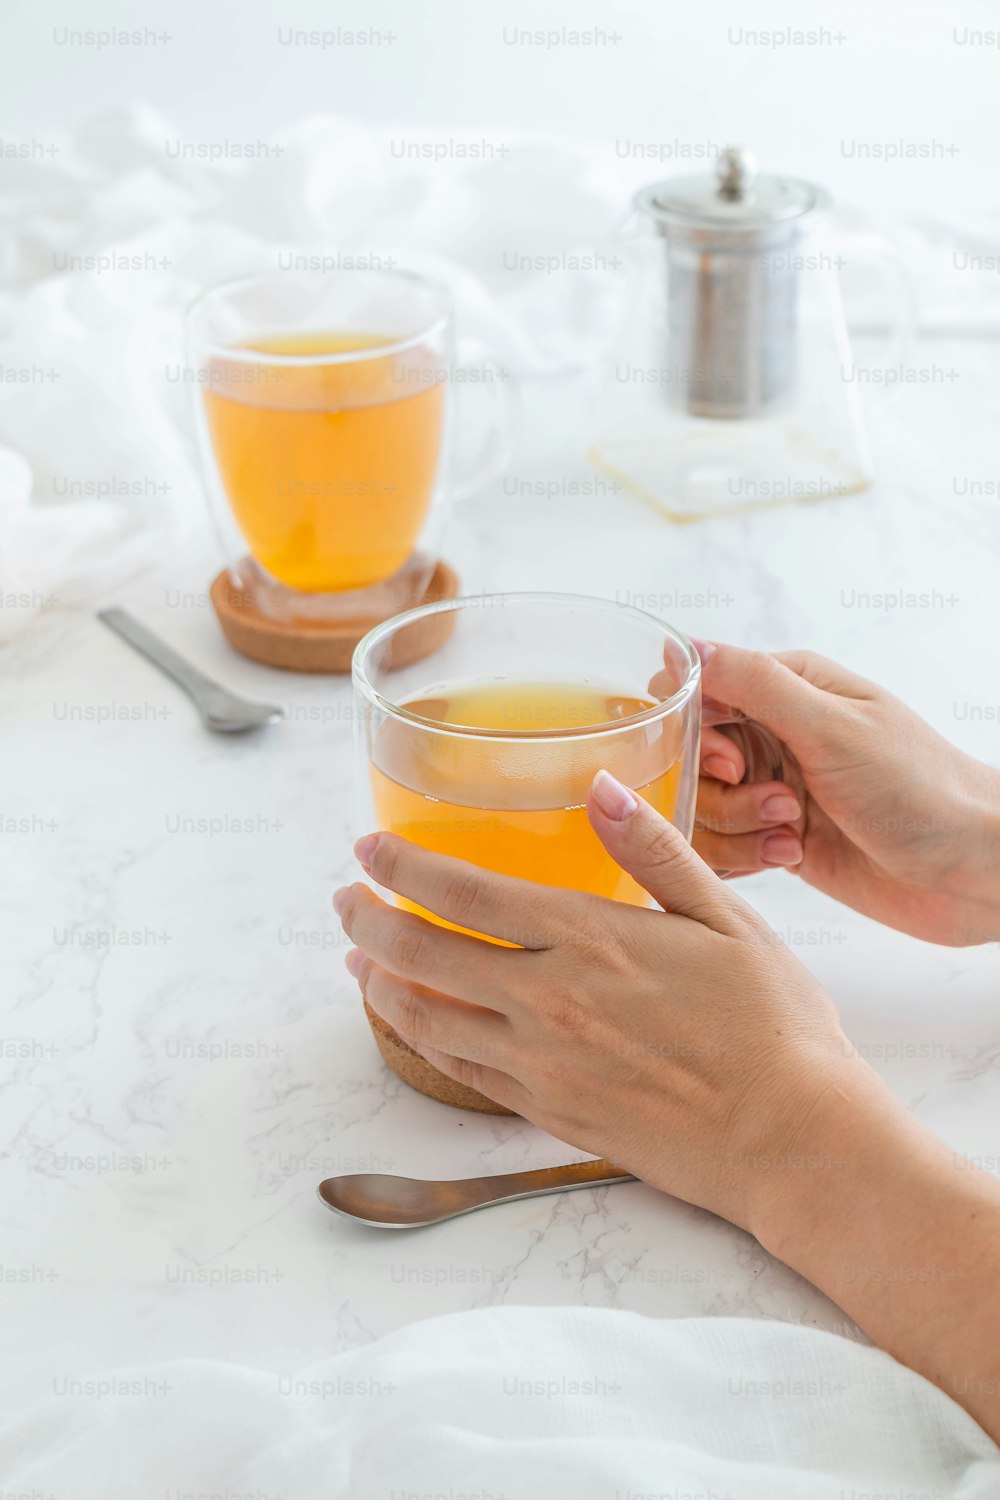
590 148 915 521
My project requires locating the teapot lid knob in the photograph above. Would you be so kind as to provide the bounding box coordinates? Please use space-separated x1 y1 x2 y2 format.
717 146 758 201
636 148 827 229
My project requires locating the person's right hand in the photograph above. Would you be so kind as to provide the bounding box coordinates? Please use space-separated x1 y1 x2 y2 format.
689 642 1000 947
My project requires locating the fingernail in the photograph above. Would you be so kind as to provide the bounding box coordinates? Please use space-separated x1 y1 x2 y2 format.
690 637 717 665
759 794 801 825
592 769 640 821
702 753 740 785
332 886 350 916
345 948 365 978
354 834 379 872
761 833 803 867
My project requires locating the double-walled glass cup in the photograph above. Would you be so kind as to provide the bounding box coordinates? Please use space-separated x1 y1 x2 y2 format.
352 592 701 1113
187 269 511 627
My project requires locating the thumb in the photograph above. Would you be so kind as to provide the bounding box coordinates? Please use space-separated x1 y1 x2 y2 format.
698 642 874 761
587 770 737 931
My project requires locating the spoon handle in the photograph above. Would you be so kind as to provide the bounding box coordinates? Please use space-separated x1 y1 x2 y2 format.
98 608 244 724
458 1160 636 1212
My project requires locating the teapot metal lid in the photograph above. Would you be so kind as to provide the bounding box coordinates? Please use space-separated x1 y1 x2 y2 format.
635 146 829 234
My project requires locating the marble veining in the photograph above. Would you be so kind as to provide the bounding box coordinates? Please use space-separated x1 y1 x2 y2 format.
2 334 999 1414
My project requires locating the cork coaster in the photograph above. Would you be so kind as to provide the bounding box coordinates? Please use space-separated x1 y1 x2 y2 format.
210 559 461 674
364 1001 516 1116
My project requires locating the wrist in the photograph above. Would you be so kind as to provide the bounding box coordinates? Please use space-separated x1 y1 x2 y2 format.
745 1054 914 1261
953 761 1000 945
746 1052 1000 1440
742 1047 896 1258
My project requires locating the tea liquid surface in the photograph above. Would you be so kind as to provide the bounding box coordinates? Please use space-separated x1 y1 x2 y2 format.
370 680 682 932
204 331 443 593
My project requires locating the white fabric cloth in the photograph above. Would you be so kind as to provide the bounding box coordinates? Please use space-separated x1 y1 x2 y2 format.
4 105 1000 641
3 1307 998 1497
0 106 626 639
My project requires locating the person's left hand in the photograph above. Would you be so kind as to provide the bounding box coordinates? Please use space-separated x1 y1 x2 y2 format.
333 771 876 1237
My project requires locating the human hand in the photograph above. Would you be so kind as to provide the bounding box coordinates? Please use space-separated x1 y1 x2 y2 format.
334 772 879 1236
690 643 1000 946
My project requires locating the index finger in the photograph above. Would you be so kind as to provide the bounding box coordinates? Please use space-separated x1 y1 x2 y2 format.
355 832 565 949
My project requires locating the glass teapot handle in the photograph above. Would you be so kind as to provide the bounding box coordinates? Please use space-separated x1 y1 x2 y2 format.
833 231 919 402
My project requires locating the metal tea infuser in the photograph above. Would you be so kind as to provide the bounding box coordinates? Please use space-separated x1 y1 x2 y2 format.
591 147 915 521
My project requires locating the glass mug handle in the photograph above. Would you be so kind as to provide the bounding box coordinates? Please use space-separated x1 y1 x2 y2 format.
833 231 918 402
711 717 789 881
450 336 519 500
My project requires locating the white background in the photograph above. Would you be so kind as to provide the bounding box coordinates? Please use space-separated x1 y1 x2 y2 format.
3 0 998 216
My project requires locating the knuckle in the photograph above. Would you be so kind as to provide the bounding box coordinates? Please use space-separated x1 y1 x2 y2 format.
444 869 483 925
370 835 401 888
640 818 688 872
747 648 778 678
746 649 786 702
388 924 428 973
393 985 429 1044
603 916 645 976
541 977 589 1040
558 893 609 956
450 1056 486 1094
718 879 763 932
794 649 827 677
777 648 843 690
561 905 598 953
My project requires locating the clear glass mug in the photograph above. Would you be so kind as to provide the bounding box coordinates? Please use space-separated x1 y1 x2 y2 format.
186 269 514 625
352 592 702 1113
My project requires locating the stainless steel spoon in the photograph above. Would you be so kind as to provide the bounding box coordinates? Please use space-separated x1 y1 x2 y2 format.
98 608 284 734
317 1159 636 1228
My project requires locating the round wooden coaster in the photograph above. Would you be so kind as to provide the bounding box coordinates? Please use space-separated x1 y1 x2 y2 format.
364 1001 516 1116
210 560 461 674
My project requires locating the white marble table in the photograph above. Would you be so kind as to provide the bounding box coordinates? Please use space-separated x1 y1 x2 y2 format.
3 333 999 1418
